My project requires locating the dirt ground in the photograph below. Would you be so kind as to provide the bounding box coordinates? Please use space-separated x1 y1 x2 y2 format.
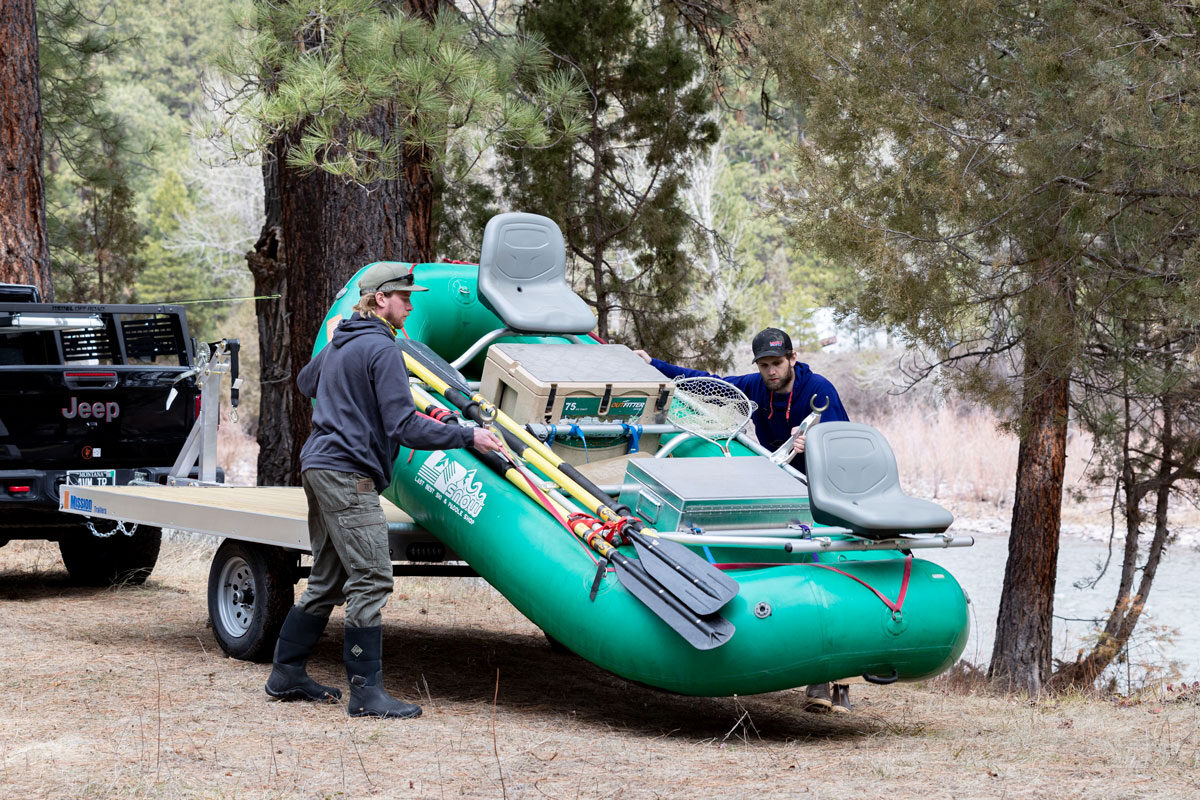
2 537 1198 800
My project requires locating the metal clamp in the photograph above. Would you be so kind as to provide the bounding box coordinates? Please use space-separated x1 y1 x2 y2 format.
768 394 829 466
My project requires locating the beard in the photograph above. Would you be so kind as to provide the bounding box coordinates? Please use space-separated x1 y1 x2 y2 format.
765 374 791 392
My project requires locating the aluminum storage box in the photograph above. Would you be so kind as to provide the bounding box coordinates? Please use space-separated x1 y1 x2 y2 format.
618 456 810 532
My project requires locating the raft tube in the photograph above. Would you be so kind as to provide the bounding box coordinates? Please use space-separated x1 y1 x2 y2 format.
316 262 970 696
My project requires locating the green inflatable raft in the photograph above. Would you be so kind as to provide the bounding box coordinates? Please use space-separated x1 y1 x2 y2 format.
314 213 971 697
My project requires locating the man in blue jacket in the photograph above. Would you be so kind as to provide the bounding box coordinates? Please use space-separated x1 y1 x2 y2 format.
635 327 849 472
265 262 504 719
636 327 853 713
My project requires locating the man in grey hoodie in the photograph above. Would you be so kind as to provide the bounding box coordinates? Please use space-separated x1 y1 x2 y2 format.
265 262 504 719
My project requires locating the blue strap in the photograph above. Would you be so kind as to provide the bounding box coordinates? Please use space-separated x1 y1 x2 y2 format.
702 545 717 564
621 422 642 454
568 423 588 462
546 424 557 447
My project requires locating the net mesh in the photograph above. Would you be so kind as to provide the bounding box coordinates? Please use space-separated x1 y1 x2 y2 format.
667 377 756 438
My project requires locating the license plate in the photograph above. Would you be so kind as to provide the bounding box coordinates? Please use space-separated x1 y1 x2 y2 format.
66 469 117 486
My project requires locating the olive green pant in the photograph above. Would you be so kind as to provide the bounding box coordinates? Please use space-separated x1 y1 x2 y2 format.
296 468 393 628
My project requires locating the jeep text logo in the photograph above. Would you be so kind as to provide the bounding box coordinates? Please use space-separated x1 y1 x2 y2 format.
62 397 120 423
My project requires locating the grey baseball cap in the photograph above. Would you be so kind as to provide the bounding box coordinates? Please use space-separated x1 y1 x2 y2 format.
357 262 429 295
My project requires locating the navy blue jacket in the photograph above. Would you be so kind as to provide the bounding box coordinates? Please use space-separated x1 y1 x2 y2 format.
649 358 849 471
298 314 473 492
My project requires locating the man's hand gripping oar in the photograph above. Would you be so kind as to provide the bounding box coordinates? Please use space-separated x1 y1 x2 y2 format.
407 384 734 650
397 340 739 617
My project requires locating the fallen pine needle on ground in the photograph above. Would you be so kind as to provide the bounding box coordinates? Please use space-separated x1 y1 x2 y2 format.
1 537 1198 800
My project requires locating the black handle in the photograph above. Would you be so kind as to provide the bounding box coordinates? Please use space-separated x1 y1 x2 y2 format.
226 338 240 408
862 669 899 685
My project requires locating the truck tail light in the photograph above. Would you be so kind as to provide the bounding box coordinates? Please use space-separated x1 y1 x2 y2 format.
7 485 31 494
195 396 202 419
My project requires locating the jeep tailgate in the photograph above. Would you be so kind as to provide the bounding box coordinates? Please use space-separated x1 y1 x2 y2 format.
0 367 196 470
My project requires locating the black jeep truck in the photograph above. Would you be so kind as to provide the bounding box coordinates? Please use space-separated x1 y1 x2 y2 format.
0 283 202 585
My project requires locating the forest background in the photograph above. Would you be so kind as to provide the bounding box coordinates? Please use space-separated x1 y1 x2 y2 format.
4 0 1200 699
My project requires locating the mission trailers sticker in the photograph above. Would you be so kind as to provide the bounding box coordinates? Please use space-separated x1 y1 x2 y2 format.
415 451 487 524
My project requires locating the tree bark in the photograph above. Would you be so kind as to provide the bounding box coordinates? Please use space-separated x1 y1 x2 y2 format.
1050 398 1176 690
279 111 408 479
397 0 446 263
0 0 51 295
989 273 1074 694
247 144 295 486
399 145 437 263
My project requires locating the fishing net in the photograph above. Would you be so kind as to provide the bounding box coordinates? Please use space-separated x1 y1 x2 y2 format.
667 377 756 454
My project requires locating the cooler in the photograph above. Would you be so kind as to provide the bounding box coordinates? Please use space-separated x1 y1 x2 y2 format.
478 343 674 464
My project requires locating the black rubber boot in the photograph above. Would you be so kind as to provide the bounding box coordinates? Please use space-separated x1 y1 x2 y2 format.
265 606 342 702
343 625 422 719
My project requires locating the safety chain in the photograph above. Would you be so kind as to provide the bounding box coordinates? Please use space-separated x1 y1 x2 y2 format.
84 518 138 538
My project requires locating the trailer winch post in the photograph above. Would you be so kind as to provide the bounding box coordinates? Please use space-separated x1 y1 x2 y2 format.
167 340 240 487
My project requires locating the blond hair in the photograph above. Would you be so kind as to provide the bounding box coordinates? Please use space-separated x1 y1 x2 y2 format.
353 291 398 315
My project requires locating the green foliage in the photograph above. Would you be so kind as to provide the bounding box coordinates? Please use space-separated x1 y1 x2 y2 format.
39 0 142 301
761 0 1200 688
759 0 1200 413
129 167 234 339
701 104 848 348
499 0 737 369
38 0 249 314
213 0 585 186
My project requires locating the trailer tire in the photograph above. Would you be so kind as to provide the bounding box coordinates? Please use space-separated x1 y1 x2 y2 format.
207 540 295 662
58 521 162 587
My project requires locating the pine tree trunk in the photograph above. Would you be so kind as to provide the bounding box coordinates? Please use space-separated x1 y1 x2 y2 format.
279 111 408 478
397 0 444 263
0 0 51 295
1050 399 1175 690
400 148 436 263
247 145 295 486
988 345 1071 695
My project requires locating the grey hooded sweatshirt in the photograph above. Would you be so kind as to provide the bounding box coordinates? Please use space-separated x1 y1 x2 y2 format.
298 313 473 491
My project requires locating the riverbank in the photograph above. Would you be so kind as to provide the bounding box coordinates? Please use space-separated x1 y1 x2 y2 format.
1 537 1199 799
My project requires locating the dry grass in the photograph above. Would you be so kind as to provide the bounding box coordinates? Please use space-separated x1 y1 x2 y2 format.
872 405 1096 511
2 538 1199 800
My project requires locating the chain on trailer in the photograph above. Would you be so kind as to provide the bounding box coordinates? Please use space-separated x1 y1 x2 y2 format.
84 518 138 539
80 339 241 535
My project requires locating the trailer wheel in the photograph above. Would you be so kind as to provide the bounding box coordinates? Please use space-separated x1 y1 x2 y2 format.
207 540 295 662
58 521 162 587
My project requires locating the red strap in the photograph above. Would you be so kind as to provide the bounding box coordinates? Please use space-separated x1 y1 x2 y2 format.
714 555 913 614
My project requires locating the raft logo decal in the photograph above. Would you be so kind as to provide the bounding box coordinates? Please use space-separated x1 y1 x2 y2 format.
416 451 486 523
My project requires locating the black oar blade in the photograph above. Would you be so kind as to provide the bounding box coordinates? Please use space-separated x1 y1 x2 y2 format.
629 533 740 615
609 553 734 650
397 339 474 396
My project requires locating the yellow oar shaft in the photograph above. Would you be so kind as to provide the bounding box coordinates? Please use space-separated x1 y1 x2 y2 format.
402 353 636 527
407 383 614 556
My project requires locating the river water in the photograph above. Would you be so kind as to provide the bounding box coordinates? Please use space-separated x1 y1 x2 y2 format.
922 525 1200 686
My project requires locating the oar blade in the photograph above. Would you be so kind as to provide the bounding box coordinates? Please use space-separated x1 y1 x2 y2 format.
630 533 740 615
397 339 474 396
610 553 735 650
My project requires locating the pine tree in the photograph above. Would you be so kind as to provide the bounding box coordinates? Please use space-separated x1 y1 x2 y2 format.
39 0 141 302
217 0 581 482
499 0 739 369
759 1 1200 693
1 0 51 294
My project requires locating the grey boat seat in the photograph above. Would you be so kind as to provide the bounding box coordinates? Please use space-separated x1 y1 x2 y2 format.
805 421 953 538
477 212 595 335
